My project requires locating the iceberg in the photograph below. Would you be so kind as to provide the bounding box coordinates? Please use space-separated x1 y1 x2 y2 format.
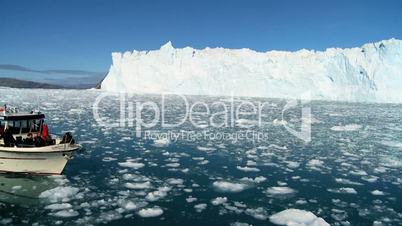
101 39 402 102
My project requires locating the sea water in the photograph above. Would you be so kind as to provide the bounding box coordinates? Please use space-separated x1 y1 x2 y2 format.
0 88 401 226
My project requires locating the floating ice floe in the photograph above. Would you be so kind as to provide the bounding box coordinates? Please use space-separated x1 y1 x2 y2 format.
123 201 138 210
380 157 402 168
146 186 171 202
102 157 118 162
273 119 288 126
125 181 152 190
285 161 300 169
235 119 258 127
236 166 260 172
211 197 228 205
378 140 402 149
265 187 296 196
118 161 145 169
165 162 180 168
269 208 330 226
331 124 362 131
45 203 73 210
349 170 368 176
335 178 363 186
137 207 164 218
167 178 184 185
212 181 250 193
12 185 22 190
194 203 207 213
50 209 79 218
361 175 378 183
240 176 267 183
230 222 252 226
245 207 268 220
371 190 385 196
186 196 197 203
152 138 170 147
307 159 325 168
197 146 217 152
39 186 80 203
327 187 357 194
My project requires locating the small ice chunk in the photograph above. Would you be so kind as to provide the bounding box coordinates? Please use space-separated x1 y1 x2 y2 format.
51 209 79 218
240 176 267 183
186 196 197 203
125 181 152 189
152 138 170 147
307 159 324 167
213 181 249 193
236 166 260 172
118 161 145 169
245 207 268 220
266 187 296 196
194 203 207 213
167 178 184 185
39 186 79 203
124 201 138 210
327 187 357 194
371 190 385 196
211 197 228 205
331 124 362 131
137 207 164 218
45 203 73 210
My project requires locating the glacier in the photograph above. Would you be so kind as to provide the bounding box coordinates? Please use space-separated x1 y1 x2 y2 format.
101 39 402 102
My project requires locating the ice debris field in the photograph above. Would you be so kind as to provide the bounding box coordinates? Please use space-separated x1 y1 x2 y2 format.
0 88 401 225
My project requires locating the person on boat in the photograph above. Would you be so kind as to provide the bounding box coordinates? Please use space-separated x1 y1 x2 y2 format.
0 125 4 137
24 133 34 146
42 124 49 139
0 126 4 144
34 135 46 147
41 123 54 145
61 132 75 144
2 127 16 147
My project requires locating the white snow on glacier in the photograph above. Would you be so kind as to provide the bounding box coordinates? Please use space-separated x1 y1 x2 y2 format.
101 39 402 102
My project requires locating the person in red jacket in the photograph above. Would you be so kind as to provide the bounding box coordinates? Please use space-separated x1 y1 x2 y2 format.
42 124 49 140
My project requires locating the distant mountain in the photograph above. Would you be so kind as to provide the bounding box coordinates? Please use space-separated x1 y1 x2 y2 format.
0 77 65 89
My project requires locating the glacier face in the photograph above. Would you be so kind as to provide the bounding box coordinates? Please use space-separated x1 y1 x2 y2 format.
101 39 402 102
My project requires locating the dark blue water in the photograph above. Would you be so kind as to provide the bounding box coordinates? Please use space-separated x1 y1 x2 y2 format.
0 88 401 226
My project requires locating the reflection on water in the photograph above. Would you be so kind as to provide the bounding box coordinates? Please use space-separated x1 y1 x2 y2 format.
0 174 58 206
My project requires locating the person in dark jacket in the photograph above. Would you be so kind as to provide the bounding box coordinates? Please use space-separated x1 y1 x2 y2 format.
0 126 4 140
3 127 16 147
24 133 34 146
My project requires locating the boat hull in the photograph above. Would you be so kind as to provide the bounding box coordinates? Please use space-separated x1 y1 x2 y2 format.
0 144 80 175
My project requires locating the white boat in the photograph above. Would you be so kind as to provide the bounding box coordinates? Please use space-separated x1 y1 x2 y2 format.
0 106 81 175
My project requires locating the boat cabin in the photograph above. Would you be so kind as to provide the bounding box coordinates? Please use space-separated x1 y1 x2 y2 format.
0 112 45 136
0 106 50 147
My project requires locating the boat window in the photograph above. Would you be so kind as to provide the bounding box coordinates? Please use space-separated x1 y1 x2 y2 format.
21 120 30 133
29 119 41 132
7 121 20 134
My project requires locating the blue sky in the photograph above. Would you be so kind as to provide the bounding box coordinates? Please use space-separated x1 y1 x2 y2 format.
0 0 401 83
